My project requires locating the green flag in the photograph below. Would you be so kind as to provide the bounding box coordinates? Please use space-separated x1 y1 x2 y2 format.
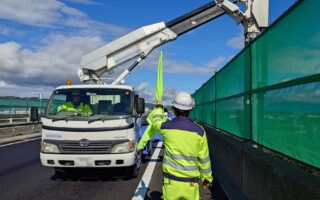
156 51 163 102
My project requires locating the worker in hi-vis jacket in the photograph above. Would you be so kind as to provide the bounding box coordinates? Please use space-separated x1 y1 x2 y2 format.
57 91 92 115
137 91 213 200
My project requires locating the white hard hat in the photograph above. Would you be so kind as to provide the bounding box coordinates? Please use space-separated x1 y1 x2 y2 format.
172 92 193 110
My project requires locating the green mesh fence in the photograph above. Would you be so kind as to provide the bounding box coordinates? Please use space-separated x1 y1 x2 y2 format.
216 96 250 139
191 0 320 169
202 102 215 126
216 48 251 99
0 97 48 114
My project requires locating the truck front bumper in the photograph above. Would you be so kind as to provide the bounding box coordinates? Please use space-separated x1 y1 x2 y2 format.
40 151 136 168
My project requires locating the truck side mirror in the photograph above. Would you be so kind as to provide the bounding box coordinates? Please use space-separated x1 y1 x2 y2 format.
30 107 39 122
134 95 139 109
135 98 145 114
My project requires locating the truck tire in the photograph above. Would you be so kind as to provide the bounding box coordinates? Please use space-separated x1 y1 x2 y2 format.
54 168 70 179
126 165 139 179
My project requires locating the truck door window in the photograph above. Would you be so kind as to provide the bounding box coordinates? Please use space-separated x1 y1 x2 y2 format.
47 94 67 115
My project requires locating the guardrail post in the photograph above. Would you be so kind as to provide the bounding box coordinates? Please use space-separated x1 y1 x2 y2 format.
27 117 30 122
32 125 36 133
9 118 13 123
13 128 16 136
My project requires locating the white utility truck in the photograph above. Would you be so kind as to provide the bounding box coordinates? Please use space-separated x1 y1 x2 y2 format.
33 0 268 178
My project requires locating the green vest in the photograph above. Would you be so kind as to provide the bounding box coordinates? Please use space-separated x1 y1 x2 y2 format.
57 102 92 115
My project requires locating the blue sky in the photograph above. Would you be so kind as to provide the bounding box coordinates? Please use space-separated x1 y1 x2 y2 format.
0 0 297 104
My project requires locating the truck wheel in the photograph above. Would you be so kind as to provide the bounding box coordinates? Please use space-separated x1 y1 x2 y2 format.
54 168 70 179
126 165 139 179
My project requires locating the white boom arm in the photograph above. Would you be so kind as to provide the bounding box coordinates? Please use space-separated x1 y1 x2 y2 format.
79 0 268 85
216 0 269 43
79 22 177 84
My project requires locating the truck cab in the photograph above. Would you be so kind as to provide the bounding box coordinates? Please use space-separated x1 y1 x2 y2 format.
40 84 144 178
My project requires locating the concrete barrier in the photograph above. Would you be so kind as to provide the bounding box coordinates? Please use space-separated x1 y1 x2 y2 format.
203 124 320 200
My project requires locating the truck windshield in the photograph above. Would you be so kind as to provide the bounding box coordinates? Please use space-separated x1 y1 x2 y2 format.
45 89 133 120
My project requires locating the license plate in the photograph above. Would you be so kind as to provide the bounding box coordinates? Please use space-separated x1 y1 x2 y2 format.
76 158 93 167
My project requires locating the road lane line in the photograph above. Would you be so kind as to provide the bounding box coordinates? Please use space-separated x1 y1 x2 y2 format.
132 141 163 200
0 137 41 147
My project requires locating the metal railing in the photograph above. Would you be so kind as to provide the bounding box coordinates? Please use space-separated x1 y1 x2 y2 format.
0 117 30 124
0 114 41 137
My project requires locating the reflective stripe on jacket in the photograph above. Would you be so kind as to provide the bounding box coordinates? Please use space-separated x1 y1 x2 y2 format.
57 102 92 115
150 107 213 183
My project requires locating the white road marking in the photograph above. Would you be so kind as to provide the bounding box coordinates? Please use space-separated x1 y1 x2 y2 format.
132 141 163 200
0 137 41 147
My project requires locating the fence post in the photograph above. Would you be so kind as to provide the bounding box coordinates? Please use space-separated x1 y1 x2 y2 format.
32 124 36 133
9 96 12 114
26 98 29 114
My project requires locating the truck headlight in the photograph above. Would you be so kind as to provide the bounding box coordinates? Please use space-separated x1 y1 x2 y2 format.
40 141 60 153
111 141 134 153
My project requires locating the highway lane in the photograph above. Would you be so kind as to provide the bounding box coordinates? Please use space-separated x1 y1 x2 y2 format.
0 137 41 176
0 138 156 200
0 162 150 200
0 138 227 200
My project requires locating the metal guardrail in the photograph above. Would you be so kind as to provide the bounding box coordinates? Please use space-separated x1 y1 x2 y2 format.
0 117 30 124
0 123 41 137
12 124 39 136
0 114 42 137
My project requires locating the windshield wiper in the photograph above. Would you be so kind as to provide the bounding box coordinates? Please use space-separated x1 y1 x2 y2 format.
88 117 108 124
51 115 74 122
88 115 131 124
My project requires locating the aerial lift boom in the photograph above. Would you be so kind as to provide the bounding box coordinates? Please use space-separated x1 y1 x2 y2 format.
79 0 268 85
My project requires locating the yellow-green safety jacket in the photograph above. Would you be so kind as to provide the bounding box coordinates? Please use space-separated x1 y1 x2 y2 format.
147 106 213 184
57 102 92 115
137 108 167 150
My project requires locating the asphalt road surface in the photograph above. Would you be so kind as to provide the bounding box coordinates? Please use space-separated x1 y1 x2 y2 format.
0 138 228 200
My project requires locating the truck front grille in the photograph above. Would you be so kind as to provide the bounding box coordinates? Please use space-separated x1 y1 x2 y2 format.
59 141 112 154
43 139 130 154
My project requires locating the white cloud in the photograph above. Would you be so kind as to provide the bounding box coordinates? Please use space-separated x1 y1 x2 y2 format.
206 56 228 69
0 0 128 36
227 34 244 49
0 34 228 97
0 80 7 87
136 82 148 92
135 82 154 103
163 87 177 104
0 25 25 37
65 0 101 5
0 81 54 98
139 50 228 75
0 0 71 27
0 25 11 36
135 82 177 106
0 34 104 87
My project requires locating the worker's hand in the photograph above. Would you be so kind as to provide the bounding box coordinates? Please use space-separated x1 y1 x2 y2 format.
136 149 141 153
156 101 163 106
202 180 210 189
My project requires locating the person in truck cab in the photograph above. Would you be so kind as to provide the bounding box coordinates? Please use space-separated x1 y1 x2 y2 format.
57 91 92 115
